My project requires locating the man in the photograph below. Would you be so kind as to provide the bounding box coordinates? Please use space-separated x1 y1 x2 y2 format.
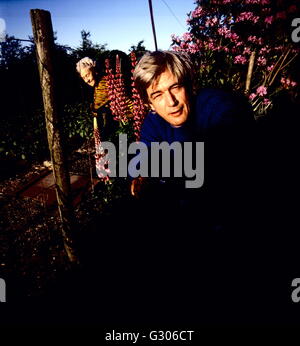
127 51 259 321
131 50 255 231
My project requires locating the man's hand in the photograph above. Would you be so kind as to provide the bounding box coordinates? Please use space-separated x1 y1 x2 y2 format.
130 176 148 198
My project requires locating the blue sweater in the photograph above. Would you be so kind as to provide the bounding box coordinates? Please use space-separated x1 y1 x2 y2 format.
138 88 255 231
140 88 254 145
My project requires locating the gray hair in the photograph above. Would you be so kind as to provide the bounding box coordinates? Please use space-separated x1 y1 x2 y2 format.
133 50 195 103
76 57 96 74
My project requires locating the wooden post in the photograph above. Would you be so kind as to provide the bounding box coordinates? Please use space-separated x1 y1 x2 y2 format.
30 9 78 264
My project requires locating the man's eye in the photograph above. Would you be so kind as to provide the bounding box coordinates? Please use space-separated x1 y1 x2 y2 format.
153 94 162 100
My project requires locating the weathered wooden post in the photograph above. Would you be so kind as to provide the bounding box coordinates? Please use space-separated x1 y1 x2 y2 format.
30 9 78 263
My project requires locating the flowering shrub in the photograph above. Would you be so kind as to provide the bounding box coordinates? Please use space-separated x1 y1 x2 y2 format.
171 0 300 117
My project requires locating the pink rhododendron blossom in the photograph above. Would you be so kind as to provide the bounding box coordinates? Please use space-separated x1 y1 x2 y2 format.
236 12 260 24
229 33 240 43
187 43 200 54
257 56 267 66
246 0 270 3
234 55 247 64
274 45 284 51
182 32 193 42
171 34 181 44
243 47 251 55
171 0 299 117
263 98 271 105
281 77 297 89
217 26 231 38
205 16 219 27
247 35 263 45
247 35 257 43
256 86 267 96
191 7 205 19
259 47 271 54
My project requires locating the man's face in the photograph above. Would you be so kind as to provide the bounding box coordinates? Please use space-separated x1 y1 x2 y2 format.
146 68 190 127
80 66 96 87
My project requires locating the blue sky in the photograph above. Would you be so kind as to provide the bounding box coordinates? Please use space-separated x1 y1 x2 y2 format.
0 0 195 52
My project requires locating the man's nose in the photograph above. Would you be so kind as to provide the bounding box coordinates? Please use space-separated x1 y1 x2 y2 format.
165 90 177 106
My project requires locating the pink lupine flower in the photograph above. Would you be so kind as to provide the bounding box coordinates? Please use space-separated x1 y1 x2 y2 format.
264 16 274 25
267 64 274 71
130 52 147 141
256 86 267 96
94 118 110 182
105 56 130 123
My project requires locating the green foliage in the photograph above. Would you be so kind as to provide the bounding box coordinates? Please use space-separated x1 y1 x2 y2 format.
0 103 96 162
62 102 94 141
0 109 48 161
